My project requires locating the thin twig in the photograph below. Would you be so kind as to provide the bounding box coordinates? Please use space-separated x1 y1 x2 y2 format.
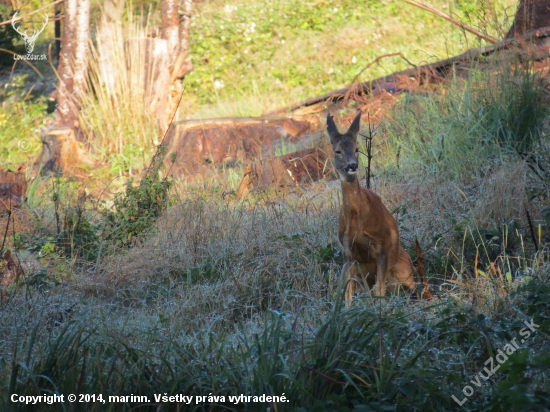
415 238 432 300
344 52 416 103
0 0 64 27
400 0 498 43
144 90 185 177
359 112 378 189
1 210 11 252
525 209 539 252
10 212 27 298
0 48 43 78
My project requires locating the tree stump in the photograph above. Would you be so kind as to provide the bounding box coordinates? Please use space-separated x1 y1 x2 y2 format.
36 127 96 175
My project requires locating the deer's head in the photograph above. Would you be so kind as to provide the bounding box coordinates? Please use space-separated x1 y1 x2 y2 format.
11 11 49 54
327 110 362 183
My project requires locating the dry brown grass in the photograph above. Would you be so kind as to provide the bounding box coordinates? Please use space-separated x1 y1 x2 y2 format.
1 154 548 410
76 186 344 330
472 161 529 228
384 161 530 242
74 155 539 329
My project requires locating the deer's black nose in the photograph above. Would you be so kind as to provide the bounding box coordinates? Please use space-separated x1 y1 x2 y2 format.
346 163 358 172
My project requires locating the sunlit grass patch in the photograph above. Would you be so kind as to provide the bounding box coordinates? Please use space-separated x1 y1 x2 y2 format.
183 0 517 117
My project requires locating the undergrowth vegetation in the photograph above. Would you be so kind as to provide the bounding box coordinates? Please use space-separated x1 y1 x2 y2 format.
2 0 550 411
383 63 550 182
0 0 517 170
184 0 516 116
3 55 550 410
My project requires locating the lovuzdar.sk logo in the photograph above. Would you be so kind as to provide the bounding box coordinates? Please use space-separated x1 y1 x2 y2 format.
11 10 48 60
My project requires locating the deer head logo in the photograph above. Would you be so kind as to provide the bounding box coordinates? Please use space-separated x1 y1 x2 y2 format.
11 11 49 54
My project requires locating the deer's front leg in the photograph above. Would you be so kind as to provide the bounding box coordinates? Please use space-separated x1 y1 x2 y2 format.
375 251 388 296
342 261 358 304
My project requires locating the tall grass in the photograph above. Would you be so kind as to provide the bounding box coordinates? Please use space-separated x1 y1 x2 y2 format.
2 168 550 410
381 61 549 183
1 220 549 411
79 11 159 165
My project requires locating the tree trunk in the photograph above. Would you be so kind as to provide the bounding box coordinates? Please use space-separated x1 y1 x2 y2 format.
160 0 180 57
506 0 550 38
71 0 90 119
160 0 194 127
39 0 91 175
54 0 77 127
54 2 61 62
54 0 89 128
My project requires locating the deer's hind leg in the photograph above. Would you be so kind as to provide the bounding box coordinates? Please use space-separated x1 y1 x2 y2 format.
342 261 376 304
388 247 415 293
374 251 389 296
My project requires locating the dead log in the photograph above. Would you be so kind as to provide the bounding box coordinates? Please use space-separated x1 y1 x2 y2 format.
163 116 321 175
236 145 335 198
0 167 26 210
267 26 550 115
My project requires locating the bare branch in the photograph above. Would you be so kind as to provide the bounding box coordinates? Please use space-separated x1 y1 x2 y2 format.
344 52 416 103
400 0 498 43
0 47 43 78
0 0 63 27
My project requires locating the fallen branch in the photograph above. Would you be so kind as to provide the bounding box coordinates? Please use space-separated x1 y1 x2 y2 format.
266 26 550 115
400 0 498 44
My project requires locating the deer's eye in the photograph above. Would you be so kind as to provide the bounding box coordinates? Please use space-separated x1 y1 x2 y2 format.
335 150 342 154
355 148 359 152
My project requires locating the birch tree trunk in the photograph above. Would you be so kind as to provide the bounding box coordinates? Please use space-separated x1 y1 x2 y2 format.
160 0 194 127
38 0 91 174
54 0 77 127
71 0 90 122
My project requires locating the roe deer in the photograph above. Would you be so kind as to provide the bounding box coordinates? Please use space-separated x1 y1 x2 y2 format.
327 110 428 301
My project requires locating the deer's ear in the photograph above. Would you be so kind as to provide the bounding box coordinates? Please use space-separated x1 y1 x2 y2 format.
326 113 341 144
347 110 362 137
